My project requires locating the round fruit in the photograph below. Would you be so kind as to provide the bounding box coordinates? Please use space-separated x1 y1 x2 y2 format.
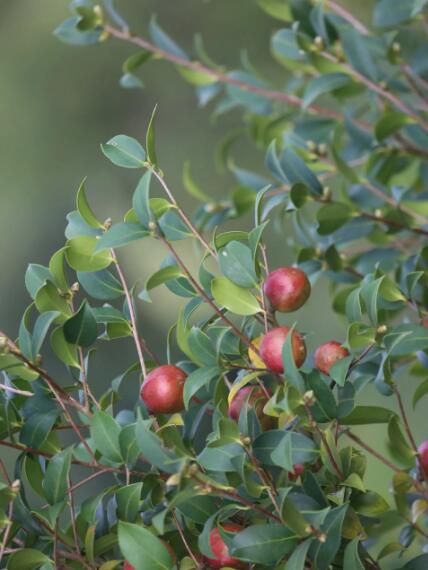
140 365 187 414
124 563 134 570
418 440 428 474
259 327 306 374
314 341 349 376
264 267 311 313
288 463 305 482
204 524 244 569
228 386 275 430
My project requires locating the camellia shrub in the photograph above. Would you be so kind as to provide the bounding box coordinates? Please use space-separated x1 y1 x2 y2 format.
2 0 428 568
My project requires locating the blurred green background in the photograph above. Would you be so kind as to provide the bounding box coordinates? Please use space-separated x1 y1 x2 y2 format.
0 1 425 561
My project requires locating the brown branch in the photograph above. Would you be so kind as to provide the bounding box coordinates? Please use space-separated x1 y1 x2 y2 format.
158 233 260 352
105 25 343 122
172 511 200 567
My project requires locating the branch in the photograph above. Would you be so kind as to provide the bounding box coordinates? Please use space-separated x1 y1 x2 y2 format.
151 168 217 258
157 233 260 353
111 249 147 379
104 24 342 121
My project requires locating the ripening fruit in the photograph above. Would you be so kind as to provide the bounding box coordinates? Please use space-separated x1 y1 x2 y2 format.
288 463 305 482
314 341 349 376
204 524 245 569
259 327 306 374
140 365 187 414
264 267 311 313
124 562 134 570
418 440 428 474
228 386 275 430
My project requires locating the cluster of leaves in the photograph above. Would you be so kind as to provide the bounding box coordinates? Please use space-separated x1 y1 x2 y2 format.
2 0 428 568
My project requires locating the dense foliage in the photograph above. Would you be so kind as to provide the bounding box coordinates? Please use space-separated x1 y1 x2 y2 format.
2 0 428 568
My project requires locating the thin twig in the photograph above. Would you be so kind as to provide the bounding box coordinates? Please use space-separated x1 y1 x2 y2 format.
111 249 147 379
151 168 216 258
172 511 200 567
305 404 344 480
158 233 260 352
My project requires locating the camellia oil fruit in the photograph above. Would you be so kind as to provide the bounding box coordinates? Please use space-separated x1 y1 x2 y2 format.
264 267 311 312
314 341 349 376
228 386 275 430
204 524 245 569
140 365 187 414
260 327 306 374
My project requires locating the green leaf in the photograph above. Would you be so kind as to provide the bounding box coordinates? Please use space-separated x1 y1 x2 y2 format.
116 482 142 522
78 269 123 301
283 538 312 570
271 431 318 470
183 366 219 408
401 554 428 569
375 111 415 141
139 265 185 302
257 0 291 20
211 277 260 316
146 105 158 166
317 203 353 235
95 223 149 252
49 248 69 292
63 301 98 347
384 324 428 355
50 327 80 368
183 161 211 202
312 504 348 570
20 409 59 449
198 443 244 471
413 378 428 408
101 135 146 168
76 178 102 229
66 236 113 271
343 538 364 570
25 264 53 298
54 16 101 45
280 149 323 196
281 325 306 392
118 521 174 570
373 0 428 28
132 171 153 229
340 406 396 425
218 241 258 288
177 65 217 86
303 73 351 108
135 416 182 473
6 549 52 570
43 448 73 505
90 410 122 463
149 16 189 61
351 491 390 517
338 25 377 81
230 524 297 565
329 355 353 388
34 281 72 321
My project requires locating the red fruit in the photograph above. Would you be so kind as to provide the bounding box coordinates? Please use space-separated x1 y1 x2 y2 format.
205 524 244 569
264 267 311 313
140 365 187 414
314 341 349 376
124 563 134 570
259 327 306 374
418 440 428 475
228 386 275 430
288 463 305 482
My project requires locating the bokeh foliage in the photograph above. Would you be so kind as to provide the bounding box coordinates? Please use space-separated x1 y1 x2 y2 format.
1 0 428 568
